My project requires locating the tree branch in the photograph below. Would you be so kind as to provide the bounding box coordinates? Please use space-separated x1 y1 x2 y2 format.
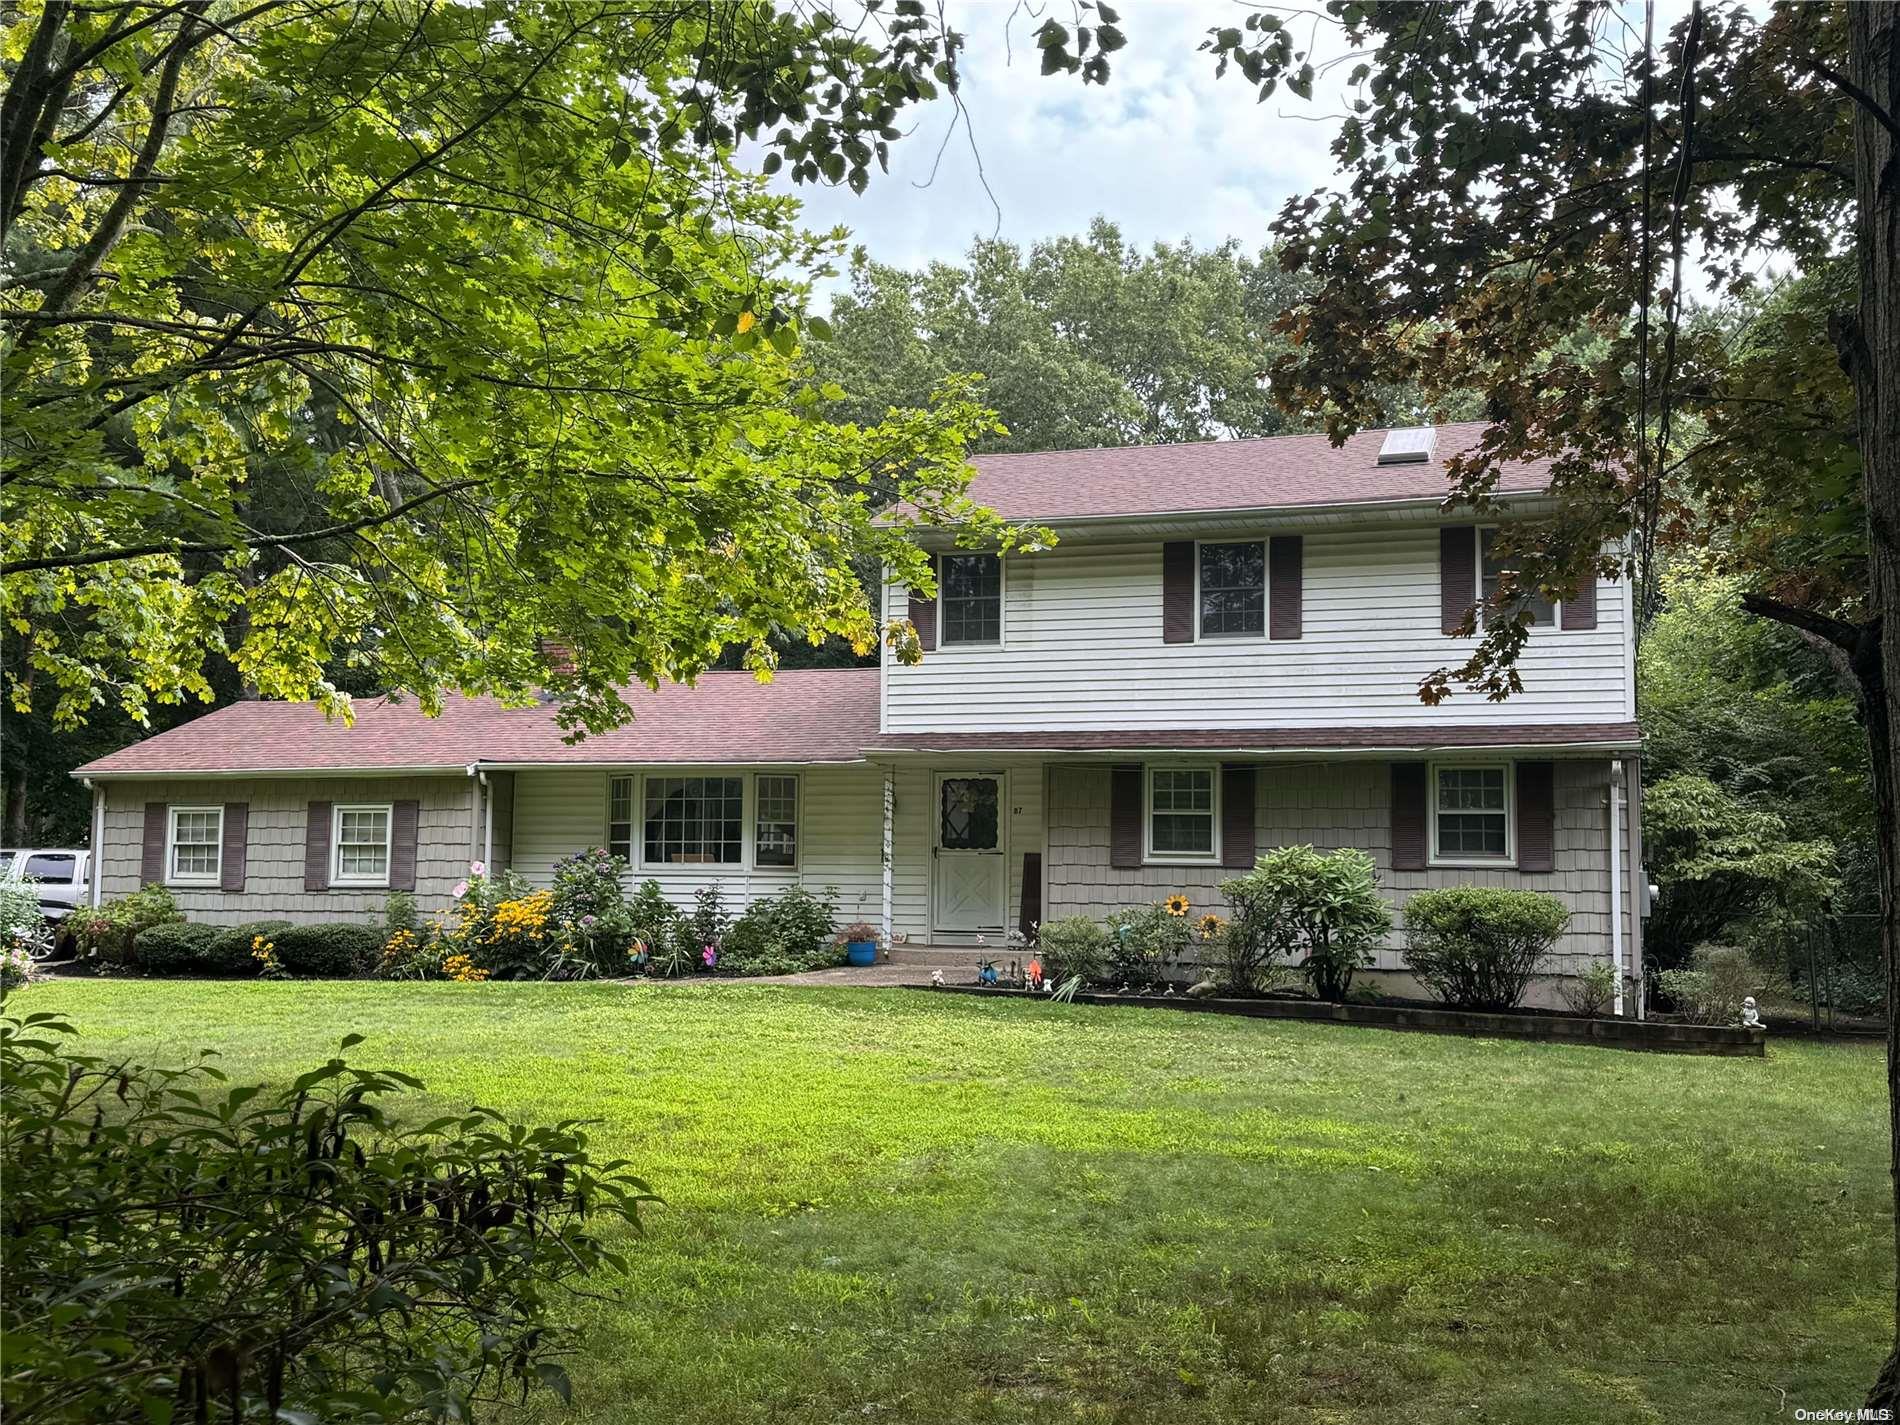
2 478 486 576
1738 591 1866 654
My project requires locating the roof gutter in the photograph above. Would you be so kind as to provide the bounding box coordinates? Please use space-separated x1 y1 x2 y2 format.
863 737 1642 760
71 764 480 781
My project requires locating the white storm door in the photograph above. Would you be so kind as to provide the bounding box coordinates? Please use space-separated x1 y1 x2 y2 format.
931 773 1007 935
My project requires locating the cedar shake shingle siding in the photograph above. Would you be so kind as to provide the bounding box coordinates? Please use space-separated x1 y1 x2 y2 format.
99 776 475 925
1043 759 1630 977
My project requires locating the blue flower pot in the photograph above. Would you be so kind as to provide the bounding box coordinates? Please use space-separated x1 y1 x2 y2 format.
845 940 877 967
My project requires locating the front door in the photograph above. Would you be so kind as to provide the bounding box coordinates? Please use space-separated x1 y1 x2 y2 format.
932 773 1007 936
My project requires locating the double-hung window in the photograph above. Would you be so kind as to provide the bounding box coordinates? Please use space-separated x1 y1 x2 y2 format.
333 805 392 885
753 775 799 868
168 807 223 885
939 552 1002 646
643 776 743 865
1479 527 1556 627
1198 541 1266 638
1147 767 1217 861
1432 765 1511 862
607 776 636 862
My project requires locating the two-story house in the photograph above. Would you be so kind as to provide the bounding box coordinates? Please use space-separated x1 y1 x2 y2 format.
74 422 1645 1009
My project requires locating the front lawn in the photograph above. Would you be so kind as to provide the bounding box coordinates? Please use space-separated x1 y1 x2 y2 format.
18 980 1890 1422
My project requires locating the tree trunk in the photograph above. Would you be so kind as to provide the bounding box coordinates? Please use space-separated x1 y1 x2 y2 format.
3 777 27 847
1851 2 1900 1410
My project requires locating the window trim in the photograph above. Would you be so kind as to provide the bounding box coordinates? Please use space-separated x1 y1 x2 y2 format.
1194 539 1269 642
331 803 394 888
751 773 800 872
1427 761 1516 867
606 774 636 864
1143 763 1222 865
166 805 224 887
636 773 747 870
936 551 1006 650
1476 525 1561 629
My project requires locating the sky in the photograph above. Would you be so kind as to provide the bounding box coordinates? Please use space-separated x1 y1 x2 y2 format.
773 2 1360 304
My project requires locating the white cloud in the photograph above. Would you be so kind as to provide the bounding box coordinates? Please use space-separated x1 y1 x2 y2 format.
773 2 1359 301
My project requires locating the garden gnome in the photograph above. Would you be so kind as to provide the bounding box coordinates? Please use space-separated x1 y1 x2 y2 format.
1741 996 1764 1029
1026 956 1043 991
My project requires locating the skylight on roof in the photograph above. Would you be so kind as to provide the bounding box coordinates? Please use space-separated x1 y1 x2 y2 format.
1376 426 1437 465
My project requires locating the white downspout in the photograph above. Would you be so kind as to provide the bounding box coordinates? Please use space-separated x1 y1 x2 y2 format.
83 777 103 908
1609 760 1626 1017
881 766 895 956
478 769 494 869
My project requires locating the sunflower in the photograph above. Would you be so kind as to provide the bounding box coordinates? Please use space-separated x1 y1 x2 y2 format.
1197 913 1226 941
1163 894 1191 917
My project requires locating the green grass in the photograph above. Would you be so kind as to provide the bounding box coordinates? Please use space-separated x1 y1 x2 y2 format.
18 980 1891 1423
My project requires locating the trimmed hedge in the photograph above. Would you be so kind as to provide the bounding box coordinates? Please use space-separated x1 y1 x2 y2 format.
1402 886 1571 1012
133 919 296 976
271 923 382 978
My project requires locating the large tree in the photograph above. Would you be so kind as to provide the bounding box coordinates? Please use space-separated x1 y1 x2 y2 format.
1170 0 1897 1399
1 0 1062 741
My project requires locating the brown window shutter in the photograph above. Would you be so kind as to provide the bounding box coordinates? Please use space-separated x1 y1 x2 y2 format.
908 557 937 653
1109 764 1143 868
1516 761 1556 872
304 801 332 891
1018 852 1042 940
1221 765 1257 869
220 803 249 892
141 803 167 886
1161 541 1195 643
389 800 421 891
1440 525 1477 635
1268 535 1303 640
1561 574 1598 630
1390 763 1428 871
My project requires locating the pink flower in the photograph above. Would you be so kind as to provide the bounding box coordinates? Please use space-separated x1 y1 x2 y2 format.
452 880 469 899
470 860 486 876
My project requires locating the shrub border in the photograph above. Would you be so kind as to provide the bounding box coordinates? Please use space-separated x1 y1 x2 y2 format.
913 985 1766 1057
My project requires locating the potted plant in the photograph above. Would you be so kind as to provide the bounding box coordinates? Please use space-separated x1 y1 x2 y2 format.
837 921 881 967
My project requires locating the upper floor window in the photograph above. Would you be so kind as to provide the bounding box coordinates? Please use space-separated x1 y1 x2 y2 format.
1198 541 1265 638
644 775 743 865
940 553 1002 646
1480 527 1556 627
168 806 223 885
333 804 392 886
1432 764 1511 862
1147 766 1218 861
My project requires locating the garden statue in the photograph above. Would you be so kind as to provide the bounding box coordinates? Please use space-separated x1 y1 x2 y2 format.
1741 996 1764 1029
930 969 945 988
1186 976 1220 999
1026 956 1043 991
978 961 999 987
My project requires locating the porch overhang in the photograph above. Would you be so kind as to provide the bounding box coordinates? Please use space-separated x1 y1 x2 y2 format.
861 721 1642 761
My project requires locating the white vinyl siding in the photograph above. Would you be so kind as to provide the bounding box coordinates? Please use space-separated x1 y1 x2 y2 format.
167 807 222 885
886 524 1630 731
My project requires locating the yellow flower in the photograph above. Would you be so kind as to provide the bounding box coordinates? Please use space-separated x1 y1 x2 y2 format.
486 890 552 944
1164 894 1191 917
441 953 490 983
1197 913 1226 941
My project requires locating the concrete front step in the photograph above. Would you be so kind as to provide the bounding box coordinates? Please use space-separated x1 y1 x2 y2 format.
886 944 1025 967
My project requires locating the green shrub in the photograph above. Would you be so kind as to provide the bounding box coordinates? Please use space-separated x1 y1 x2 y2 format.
128 923 226 977
1222 847 1392 1002
1559 959 1618 1018
71 884 181 966
1402 886 1571 1011
1103 902 1195 988
1658 944 1763 1025
0 880 49 962
381 889 418 939
627 879 677 949
2 1012 655 1424
718 886 839 976
1038 915 1109 984
214 919 295 974
271 923 382 978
